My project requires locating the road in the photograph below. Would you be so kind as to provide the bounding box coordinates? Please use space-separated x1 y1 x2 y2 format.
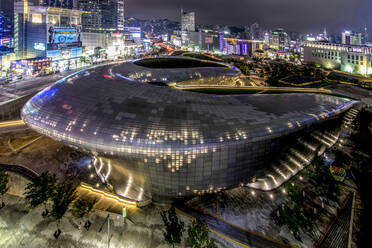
0 74 63 103
0 63 110 104
176 203 297 248
0 119 27 133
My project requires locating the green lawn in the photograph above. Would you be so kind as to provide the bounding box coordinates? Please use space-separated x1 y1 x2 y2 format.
182 87 352 99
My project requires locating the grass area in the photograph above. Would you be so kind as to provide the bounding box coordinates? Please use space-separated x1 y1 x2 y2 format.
281 75 315 84
182 53 222 62
183 88 263 95
0 141 11 154
9 135 41 150
182 87 351 98
278 80 336 88
134 57 228 69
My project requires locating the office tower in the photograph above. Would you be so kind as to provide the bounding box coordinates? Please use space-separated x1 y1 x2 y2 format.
117 0 124 31
181 10 195 32
40 0 75 9
269 28 289 51
14 0 83 60
364 26 369 44
323 27 328 41
250 22 260 40
181 9 195 46
342 30 362 45
78 0 117 33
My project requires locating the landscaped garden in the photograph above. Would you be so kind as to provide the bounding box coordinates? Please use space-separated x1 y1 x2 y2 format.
134 57 229 69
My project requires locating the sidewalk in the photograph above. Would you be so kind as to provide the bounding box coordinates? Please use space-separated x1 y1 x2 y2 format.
176 203 297 248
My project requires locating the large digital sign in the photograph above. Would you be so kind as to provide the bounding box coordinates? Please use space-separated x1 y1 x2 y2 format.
47 26 82 45
54 28 77 44
34 43 46 51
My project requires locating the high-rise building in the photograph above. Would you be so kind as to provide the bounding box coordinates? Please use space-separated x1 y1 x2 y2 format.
40 0 75 9
14 0 83 63
250 22 261 40
364 26 369 44
181 10 195 32
0 0 16 42
181 9 195 46
0 13 13 42
323 27 328 41
342 30 362 45
269 29 289 51
117 0 124 31
78 0 117 33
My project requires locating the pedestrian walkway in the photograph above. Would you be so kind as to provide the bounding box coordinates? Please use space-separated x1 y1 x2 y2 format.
176 203 297 248
76 183 137 216
315 192 354 248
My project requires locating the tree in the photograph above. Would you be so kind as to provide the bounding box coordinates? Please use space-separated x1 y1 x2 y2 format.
0 170 9 208
187 218 215 248
50 180 77 238
24 172 56 214
161 204 185 247
71 197 98 230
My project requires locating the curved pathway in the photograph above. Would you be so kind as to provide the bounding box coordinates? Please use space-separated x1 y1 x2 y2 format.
176 203 298 248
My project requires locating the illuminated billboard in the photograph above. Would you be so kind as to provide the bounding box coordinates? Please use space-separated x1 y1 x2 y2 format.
34 43 46 51
54 28 77 43
47 26 82 45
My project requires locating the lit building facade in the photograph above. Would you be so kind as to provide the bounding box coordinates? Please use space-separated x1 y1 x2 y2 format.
221 37 264 56
250 23 261 40
22 58 357 202
116 0 124 31
78 0 117 33
14 1 84 71
342 30 362 46
181 10 195 46
302 41 372 75
40 0 75 9
269 29 289 51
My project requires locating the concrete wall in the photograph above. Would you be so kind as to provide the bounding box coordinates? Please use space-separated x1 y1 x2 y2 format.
7 171 30 198
0 94 33 121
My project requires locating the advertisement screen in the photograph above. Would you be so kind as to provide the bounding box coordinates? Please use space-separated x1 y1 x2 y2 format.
205 37 213 44
54 28 77 44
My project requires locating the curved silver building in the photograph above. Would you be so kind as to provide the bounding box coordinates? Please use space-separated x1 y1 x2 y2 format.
22 58 357 202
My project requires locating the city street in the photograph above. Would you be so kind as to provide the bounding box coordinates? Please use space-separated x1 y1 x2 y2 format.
0 74 62 103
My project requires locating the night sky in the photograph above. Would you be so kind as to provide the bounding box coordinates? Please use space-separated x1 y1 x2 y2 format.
126 0 371 34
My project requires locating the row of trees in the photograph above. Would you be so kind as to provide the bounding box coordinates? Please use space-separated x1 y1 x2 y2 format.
225 58 255 76
263 62 326 86
161 204 215 248
0 171 97 239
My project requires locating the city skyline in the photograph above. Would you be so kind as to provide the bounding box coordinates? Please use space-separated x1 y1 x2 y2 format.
126 0 371 34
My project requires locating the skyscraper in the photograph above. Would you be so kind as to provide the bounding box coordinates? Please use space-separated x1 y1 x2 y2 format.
40 0 75 9
181 9 195 46
78 0 117 33
342 30 362 45
181 10 195 32
269 29 289 51
323 27 328 41
250 23 261 40
0 0 14 40
364 26 369 44
117 0 124 31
